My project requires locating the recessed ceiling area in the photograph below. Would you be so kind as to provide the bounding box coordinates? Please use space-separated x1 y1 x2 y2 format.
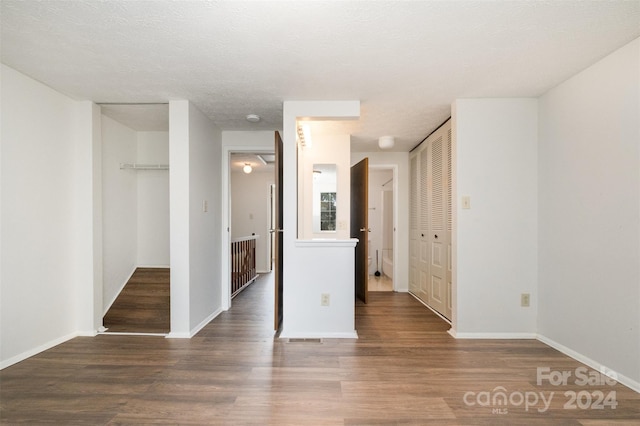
2 1 639 151
230 153 275 174
100 103 169 132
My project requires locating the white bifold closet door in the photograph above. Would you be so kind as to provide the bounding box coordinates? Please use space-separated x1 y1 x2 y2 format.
418 139 430 304
427 133 447 316
445 128 453 320
409 119 452 321
409 155 420 295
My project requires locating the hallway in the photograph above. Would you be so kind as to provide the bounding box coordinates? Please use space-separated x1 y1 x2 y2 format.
1 274 638 424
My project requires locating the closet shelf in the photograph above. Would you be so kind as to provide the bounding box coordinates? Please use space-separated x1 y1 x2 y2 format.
120 163 169 170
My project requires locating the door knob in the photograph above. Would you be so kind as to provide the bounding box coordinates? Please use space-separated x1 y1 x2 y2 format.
360 228 369 232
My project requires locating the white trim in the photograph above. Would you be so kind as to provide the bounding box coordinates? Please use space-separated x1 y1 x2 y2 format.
279 331 358 339
222 144 276 313
0 331 79 370
294 238 358 248
537 334 640 394
102 266 137 315
367 164 400 292
409 291 452 325
99 331 167 337
136 264 170 268
188 307 224 338
452 332 537 339
165 331 191 339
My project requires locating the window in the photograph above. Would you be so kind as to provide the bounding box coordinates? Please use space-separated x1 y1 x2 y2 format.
320 192 336 231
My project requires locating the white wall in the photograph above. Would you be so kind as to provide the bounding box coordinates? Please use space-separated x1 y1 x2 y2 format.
101 116 137 311
298 130 351 240
282 101 360 338
188 102 222 331
231 170 274 272
137 131 170 267
352 152 410 292
538 38 640 386
1 65 86 366
75 102 103 333
169 100 222 337
453 98 538 337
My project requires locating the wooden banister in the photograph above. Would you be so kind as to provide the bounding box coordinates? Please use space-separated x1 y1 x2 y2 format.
231 236 258 298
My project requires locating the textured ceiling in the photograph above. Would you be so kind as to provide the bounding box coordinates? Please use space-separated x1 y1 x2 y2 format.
2 1 639 152
230 152 274 174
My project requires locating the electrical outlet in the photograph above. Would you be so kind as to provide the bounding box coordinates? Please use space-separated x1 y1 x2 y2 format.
521 293 530 307
462 196 471 209
321 293 330 306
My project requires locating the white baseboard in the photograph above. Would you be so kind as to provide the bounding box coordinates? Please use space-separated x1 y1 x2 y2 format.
103 266 137 315
189 307 223 337
279 331 358 339
537 334 640 394
452 331 537 339
165 331 191 339
166 307 224 339
0 331 79 370
103 265 171 316
409 292 452 325
100 331 166 337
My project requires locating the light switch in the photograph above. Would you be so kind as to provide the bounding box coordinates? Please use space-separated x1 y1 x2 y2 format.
462 196 471 209
202 200 208 212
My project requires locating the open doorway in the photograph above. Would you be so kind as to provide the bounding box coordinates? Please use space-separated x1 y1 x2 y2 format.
225 149 275 309
368 166 395 292
99 103 171 335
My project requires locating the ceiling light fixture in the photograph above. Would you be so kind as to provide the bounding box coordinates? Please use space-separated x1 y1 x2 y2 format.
246 114 260 123
297 124 313 148
243 163 252 174
378 136 395 149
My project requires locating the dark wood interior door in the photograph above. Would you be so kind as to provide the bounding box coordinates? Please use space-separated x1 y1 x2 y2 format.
274 131 284 330
351 158 369 304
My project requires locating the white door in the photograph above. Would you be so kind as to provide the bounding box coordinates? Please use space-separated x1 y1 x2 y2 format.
428 132 448 317
409 119 452 321
418 143 430 303
409 154 420 294
445 128 453 319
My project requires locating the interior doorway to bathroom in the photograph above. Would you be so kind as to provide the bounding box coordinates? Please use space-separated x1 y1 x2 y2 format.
368 166 394 292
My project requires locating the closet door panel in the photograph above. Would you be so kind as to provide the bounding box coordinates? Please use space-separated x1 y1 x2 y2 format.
445 128 453 319
417 145 431 303
428 134 447 316
409 118 452 321
409 154 419 294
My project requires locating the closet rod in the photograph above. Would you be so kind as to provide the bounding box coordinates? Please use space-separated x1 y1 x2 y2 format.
410 116 451 153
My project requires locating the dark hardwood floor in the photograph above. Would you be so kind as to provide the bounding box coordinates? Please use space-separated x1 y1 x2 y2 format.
1 273 638 424
103 268 170 334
